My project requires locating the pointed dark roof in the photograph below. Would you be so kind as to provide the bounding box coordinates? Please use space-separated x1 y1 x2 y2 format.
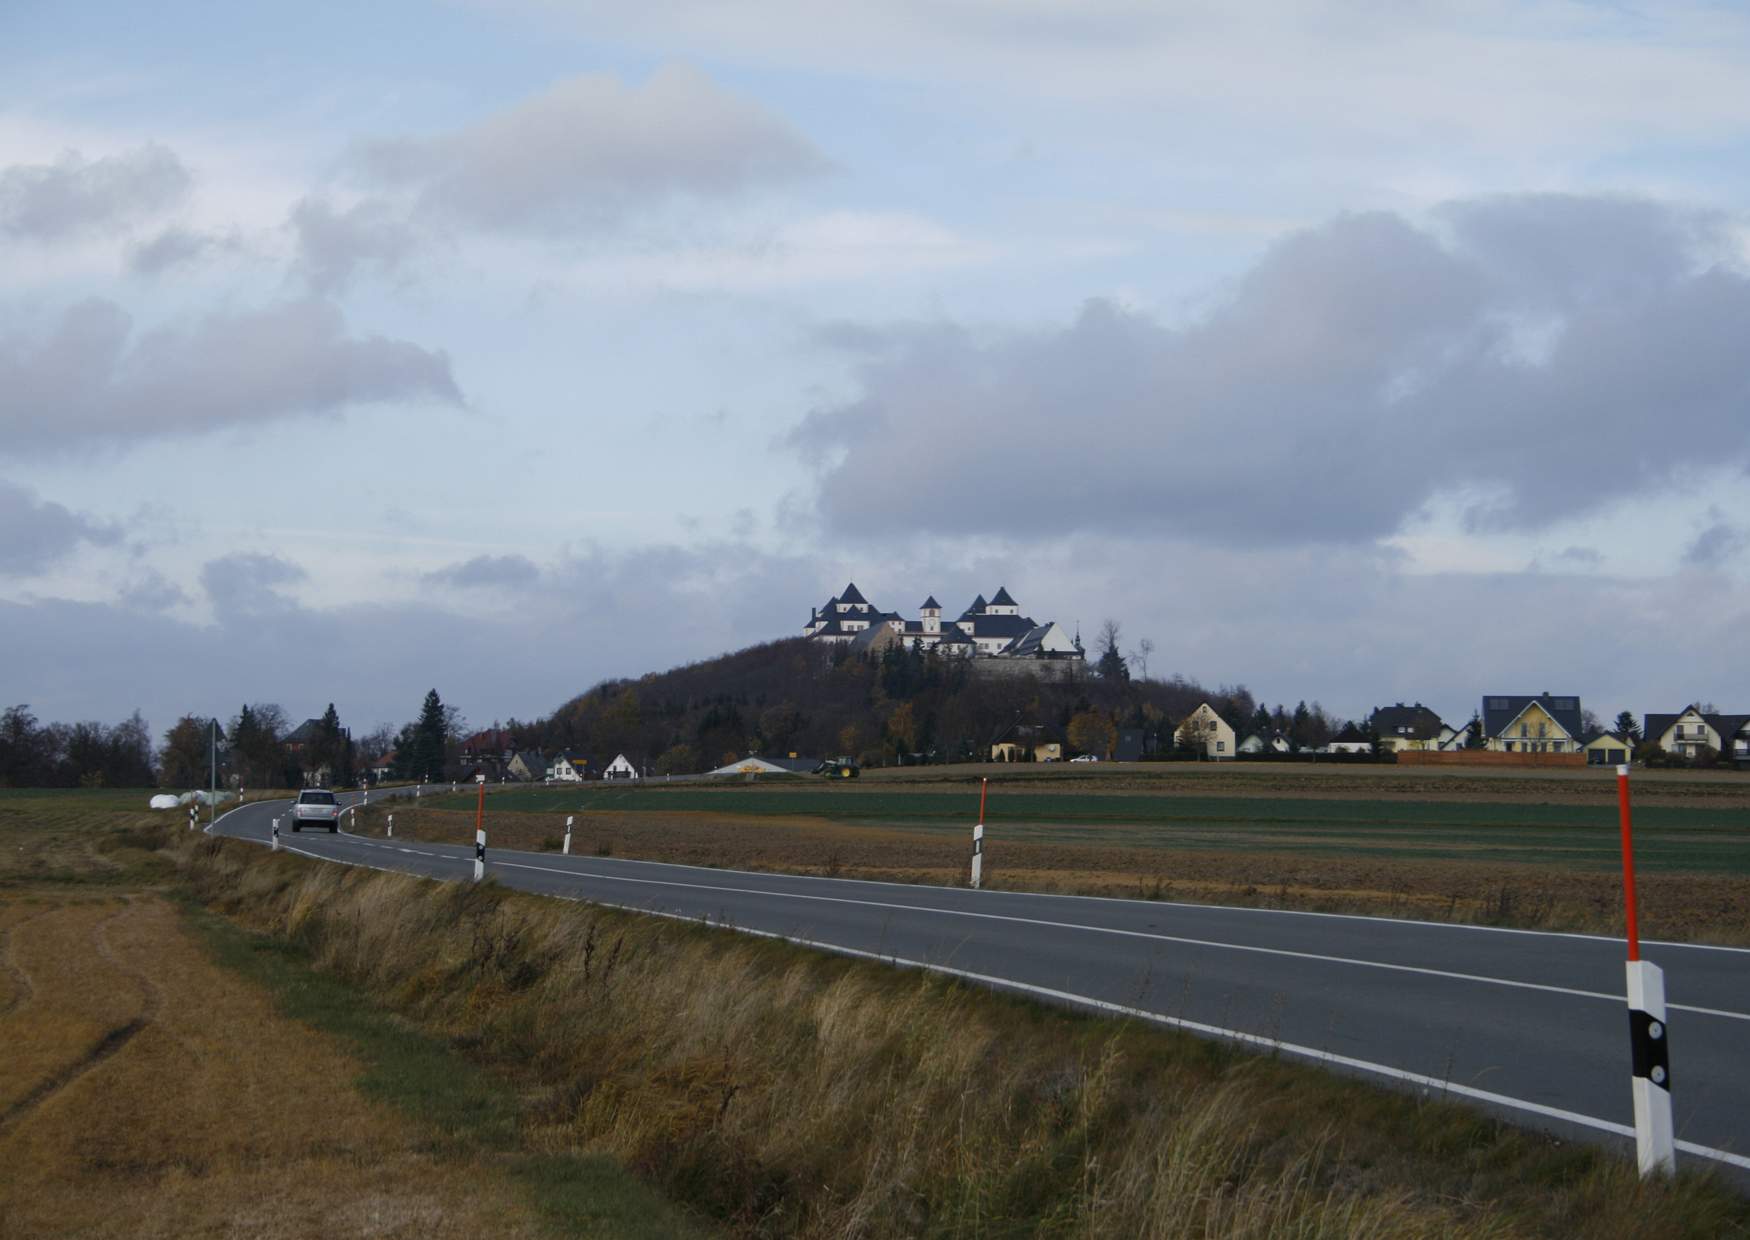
962 593 987 617
1368 702 1446 740
1331 722 1371 745
838 582 868 606
920 595 941 610
990 585 1017 607
1481 694 1582 741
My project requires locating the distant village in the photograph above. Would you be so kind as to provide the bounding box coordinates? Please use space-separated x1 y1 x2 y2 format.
421 583 1749 783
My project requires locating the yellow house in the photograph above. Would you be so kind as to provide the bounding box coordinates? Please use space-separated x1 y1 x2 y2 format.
1481 694 1582 754
1174 702 1236 759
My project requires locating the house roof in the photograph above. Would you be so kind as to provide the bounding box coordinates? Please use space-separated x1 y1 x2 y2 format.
962 594 987 617
990 585 1017 607
1580 729 1633 747
921 595 941 610
965 613 1038 639
1330 722 1371 745
1369 702 1447 740
1481 694 1583 741
934 627 973 645
284 718 324 745
838 581 868 606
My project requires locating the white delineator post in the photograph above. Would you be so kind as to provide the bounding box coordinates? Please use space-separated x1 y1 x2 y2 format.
1618 764 1675 1177
188 804 196 831
271 816 280 852
563 815 574 855
970 778 988 890
387 813 394 838
472 773 487 882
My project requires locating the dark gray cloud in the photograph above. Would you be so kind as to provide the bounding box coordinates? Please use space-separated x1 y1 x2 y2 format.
201 553 306 617
790 195 1750 546
351 65 826 235
0 297 461 452
0 479 120 574
288 197 418 293
0 541 825 732
0 144 191 242
422 553 541 589
1684 518 1745 567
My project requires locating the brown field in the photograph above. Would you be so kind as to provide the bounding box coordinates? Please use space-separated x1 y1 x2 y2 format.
0 793 699 1239
0 890 546 1238
370 801 1750 945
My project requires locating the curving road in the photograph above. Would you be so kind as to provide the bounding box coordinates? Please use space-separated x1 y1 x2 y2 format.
212 789 1750 1180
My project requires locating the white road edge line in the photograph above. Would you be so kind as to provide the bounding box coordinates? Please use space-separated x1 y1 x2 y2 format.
491 860 1750 1023
233 820 1750 1175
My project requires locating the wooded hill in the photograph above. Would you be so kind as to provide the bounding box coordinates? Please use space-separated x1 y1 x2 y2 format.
499 637 1319 773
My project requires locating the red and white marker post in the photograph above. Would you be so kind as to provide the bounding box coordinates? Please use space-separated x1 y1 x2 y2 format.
970 778 987 890
1619 764 1675 1177
472 773 487 882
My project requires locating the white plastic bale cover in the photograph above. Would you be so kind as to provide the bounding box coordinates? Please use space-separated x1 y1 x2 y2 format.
149 794 179 810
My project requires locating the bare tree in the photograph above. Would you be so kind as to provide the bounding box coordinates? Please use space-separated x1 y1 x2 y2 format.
1129 637 1155 682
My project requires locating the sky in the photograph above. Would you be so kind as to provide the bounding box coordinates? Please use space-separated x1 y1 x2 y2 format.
4 0 1750 739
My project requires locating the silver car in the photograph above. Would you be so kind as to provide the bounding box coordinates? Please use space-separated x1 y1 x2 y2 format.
291 788 340 833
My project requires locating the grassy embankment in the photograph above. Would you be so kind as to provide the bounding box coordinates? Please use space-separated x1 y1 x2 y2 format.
0 789 702 1238
176 822 1750 1238
384 765 1750 943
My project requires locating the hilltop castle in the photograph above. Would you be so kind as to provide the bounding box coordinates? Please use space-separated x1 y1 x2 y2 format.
804 582 1084 665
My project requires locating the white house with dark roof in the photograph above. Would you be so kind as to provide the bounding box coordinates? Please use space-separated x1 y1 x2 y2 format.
804 583 1084 666
1482 693 1583 753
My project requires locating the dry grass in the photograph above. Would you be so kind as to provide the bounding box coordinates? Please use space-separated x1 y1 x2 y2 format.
180 829 1750 1239
0 890 547 1238
364 804 1750 944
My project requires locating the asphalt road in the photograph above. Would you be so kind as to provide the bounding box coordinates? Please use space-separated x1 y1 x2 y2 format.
214 789 1750 1178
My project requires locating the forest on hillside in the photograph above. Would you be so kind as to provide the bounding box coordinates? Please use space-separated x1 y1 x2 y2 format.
496 636 1344 772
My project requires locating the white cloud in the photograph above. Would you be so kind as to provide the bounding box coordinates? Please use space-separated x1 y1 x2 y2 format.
0 143 189 242
350 65 826 236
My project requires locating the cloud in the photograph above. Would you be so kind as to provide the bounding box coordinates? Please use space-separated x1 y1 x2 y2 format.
789 195 1750 546
0 479 120 574
128 225 239 276
201 553 306 617
350 65 826 235
0 297 462 452
288 197 419 293
0 143 191 242
423 553 541 589
1684 516 1746 567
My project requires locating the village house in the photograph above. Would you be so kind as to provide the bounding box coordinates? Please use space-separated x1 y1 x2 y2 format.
1326 723 1373 754
1174 702 1236 759
990 723 1064 763
1238 729 1293 755
506 751 545 782
1642 706 1750 763
1482 693 1583 754
1366 703 1454 753
547 752 590 782
602 753 640 781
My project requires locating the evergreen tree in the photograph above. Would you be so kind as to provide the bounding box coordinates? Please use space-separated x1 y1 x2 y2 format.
1613 710 1640 740
408 690 449 781
1466 712 1486 749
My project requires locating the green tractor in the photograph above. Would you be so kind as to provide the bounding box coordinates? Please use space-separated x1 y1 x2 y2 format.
814 756 860 779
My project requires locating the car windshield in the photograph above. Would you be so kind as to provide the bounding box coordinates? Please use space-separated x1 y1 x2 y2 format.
300 790 336 805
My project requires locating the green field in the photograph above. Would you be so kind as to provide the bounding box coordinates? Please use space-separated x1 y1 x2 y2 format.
431 783 1750 875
